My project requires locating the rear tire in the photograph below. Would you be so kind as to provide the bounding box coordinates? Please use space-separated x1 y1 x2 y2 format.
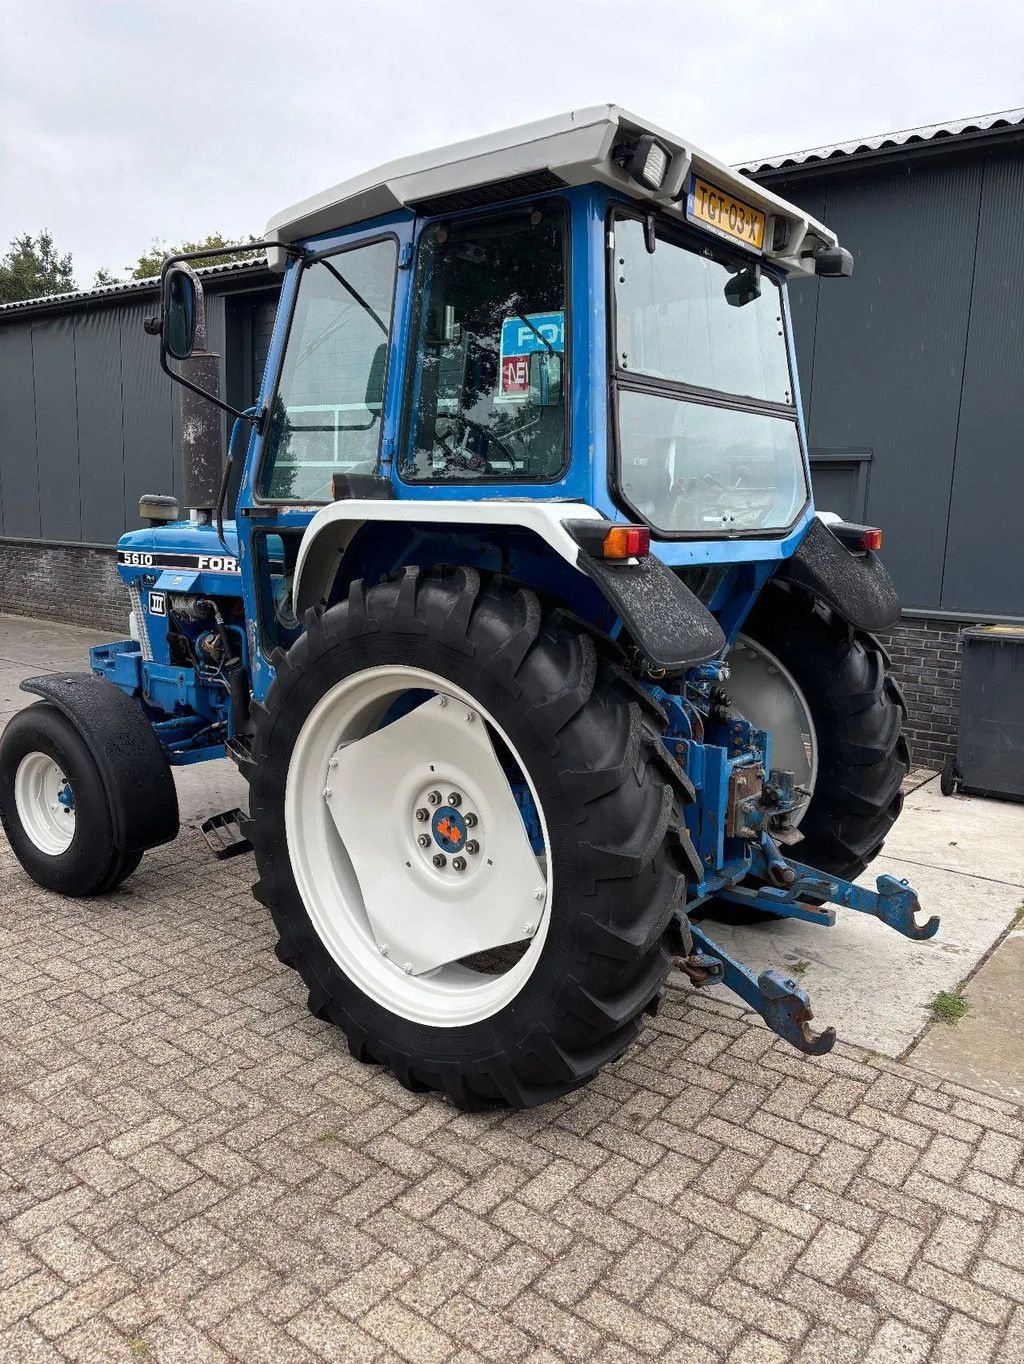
0 703 142 896
244 568 695 1109
741 582 909 882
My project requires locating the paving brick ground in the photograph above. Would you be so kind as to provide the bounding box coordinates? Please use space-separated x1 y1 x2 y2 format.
2 620 1023 1363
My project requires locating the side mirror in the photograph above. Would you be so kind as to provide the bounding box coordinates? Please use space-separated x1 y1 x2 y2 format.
724 264 762 308
162 263 203 360
814 245 854 278
528 350 562 406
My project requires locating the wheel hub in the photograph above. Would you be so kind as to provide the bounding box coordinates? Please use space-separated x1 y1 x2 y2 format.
14 752 77 855
409 785 484 873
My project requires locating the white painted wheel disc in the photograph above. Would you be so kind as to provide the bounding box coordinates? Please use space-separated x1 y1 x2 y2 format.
14 752 77 855
284 666 552 1027
725 634 819 824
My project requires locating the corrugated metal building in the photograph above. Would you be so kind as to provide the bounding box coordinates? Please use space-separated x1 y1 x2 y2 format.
742 108 1024 767
0 262 280 629
1 108 1021 767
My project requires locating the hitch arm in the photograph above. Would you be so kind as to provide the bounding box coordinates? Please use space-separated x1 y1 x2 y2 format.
714 838 940 943
680 923 836 1056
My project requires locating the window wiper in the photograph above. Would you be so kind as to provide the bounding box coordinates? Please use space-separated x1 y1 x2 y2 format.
319 258 389 335
293 257 389 368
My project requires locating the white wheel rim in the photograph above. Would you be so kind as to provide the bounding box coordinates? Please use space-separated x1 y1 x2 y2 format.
725 634 819 825
14 752 77 855
285 665 553 1027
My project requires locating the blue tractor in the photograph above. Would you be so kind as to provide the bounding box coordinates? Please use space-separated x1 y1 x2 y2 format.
0 108 936 1107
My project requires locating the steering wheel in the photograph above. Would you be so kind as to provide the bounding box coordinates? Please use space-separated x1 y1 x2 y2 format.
436 413 522 473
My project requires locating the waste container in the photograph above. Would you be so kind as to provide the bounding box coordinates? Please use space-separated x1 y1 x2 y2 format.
941 625 1024 801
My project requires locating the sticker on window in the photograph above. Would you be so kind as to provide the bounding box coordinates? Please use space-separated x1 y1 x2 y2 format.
497 311 564 402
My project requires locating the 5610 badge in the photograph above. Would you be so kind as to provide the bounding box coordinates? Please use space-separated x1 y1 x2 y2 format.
497 311 564 402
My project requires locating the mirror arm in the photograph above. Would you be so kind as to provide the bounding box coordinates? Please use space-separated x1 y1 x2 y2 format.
150 238 306 423
156 344 265 427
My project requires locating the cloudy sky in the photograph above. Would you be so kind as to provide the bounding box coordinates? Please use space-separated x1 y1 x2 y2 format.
2 0 1022 285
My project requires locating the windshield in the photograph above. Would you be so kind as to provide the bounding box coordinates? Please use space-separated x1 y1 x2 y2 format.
259 238 398 501
612 215 807 536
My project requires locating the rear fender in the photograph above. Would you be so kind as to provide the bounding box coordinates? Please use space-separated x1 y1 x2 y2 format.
292 500 725 673
777 515 901 632
21 673 179 852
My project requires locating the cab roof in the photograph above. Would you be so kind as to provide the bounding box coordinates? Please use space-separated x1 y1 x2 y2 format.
265 104 838 276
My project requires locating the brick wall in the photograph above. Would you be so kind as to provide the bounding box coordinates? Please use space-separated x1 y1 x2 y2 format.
0 541 129 635
876 615 968 771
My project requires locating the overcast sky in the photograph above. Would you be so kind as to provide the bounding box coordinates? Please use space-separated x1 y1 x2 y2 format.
2 0 1023 285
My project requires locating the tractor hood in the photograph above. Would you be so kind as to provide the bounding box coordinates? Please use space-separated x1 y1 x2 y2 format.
115 521 242 587
117 520 240 567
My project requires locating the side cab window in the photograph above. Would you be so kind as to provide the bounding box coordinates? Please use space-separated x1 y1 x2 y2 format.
400 202 568 483
258 237 398 502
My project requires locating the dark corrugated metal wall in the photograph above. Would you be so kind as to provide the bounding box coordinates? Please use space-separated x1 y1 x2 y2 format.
774 148 1024 618
0 295 243 546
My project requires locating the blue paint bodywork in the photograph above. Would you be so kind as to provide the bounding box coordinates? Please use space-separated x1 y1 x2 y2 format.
86 179 930 1053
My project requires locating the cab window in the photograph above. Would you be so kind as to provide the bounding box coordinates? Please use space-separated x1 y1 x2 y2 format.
259 238 398 501
401 203 567 482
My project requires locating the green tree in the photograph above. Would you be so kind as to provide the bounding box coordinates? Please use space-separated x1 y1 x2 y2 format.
0 232 76 304
129 232 261 280
93 266 120 287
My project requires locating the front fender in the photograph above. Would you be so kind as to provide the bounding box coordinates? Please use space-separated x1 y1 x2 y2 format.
21 673 179 852
778 516 901 632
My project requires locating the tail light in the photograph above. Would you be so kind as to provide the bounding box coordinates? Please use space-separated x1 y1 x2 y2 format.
602 526 650 559
830 521 883 553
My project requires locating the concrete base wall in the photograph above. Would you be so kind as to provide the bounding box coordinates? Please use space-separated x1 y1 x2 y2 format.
876 615 968 771
0 540 129 635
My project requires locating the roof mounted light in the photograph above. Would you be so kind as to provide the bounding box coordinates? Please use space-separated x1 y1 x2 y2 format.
624 135 670 191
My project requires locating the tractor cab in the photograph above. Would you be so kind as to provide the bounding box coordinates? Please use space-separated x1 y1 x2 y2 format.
0 108 933 1111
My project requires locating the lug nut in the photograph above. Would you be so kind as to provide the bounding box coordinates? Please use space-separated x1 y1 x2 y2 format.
466 840 479 855
452 856 467 872
447 792 462 807
432 853 447 868
428 790 442 806
417 834 430 848
465 812 478 828
415 807 429 822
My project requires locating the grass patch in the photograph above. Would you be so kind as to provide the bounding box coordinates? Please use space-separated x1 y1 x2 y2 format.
130 1342 151 1360
788 960 810 977
1011 902 1024 927
928 989 970 1025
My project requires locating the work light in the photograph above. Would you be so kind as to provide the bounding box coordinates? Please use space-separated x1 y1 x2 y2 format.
627 135 670 191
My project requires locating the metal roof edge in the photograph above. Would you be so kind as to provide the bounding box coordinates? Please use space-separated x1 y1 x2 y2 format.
738 107 1024 179
0 257 275 323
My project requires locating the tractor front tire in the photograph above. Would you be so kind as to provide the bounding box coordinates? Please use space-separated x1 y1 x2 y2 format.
0 702 142 896
741 582 909 883
243 568 694 1109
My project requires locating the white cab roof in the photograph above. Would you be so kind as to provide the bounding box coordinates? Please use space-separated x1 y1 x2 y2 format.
265 104 837 275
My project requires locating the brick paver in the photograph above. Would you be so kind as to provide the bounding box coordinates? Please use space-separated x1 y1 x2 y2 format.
1 629 1023 1361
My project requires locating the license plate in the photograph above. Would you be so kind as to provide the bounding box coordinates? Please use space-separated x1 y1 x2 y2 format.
686 175 765 251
